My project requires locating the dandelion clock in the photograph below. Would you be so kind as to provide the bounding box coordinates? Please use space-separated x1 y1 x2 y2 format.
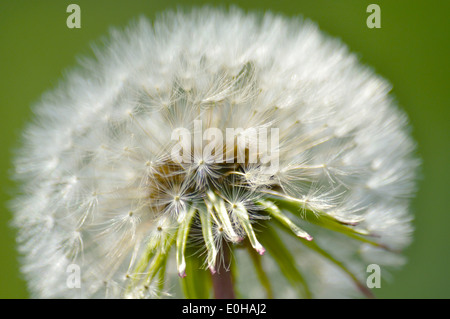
11 7 419 299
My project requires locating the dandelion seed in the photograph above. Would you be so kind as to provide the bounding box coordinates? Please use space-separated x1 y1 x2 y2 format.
11 7 419 298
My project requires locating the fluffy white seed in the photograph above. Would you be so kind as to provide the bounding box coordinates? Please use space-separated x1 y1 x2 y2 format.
11 7 418 298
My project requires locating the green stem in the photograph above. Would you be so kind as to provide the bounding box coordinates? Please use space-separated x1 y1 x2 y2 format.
245 239 274 299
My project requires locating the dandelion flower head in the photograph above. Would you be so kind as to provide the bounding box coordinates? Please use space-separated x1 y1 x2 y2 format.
12 7 419 298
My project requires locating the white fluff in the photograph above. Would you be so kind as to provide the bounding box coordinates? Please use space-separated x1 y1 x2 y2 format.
11 7 419 298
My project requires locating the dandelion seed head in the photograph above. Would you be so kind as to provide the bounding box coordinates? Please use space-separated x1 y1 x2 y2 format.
11 7 418 298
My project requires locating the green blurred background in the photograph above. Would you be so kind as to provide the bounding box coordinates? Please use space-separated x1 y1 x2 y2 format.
0 0 448 298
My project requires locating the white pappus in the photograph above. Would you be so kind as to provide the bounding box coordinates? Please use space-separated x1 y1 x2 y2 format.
11 7 419 299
